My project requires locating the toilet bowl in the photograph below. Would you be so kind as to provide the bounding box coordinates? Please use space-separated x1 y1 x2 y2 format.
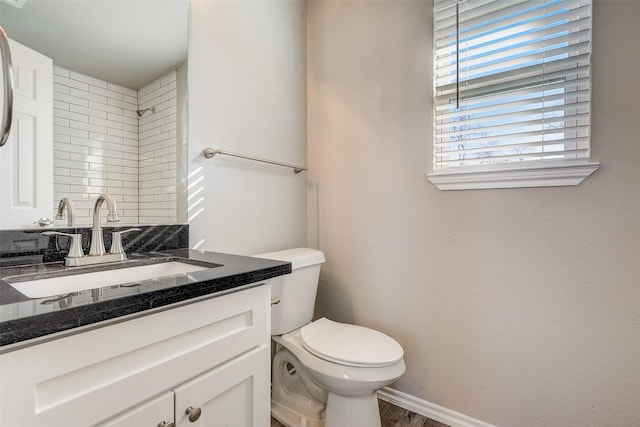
273 319 406 427
254 248 406 427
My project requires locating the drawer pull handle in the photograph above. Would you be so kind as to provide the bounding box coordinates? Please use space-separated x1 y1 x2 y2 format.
271 298 281 305
185 406 202 422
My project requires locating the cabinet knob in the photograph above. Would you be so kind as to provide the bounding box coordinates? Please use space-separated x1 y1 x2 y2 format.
185 406 202 422
157 422 175 427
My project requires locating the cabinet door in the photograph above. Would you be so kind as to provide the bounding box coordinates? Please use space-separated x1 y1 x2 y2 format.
94 391 174 427
174 345 270 427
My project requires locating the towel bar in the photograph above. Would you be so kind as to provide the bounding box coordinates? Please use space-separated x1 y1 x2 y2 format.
202 148 307 174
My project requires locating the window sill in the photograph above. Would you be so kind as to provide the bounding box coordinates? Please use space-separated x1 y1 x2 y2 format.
426 160 600 191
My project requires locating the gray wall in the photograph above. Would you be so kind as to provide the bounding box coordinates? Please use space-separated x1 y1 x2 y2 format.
307 1 640 426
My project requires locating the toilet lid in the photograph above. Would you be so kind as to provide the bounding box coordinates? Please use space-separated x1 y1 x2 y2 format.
300 318 404 367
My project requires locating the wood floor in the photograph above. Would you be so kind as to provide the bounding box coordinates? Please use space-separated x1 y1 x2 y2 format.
270 399 450 427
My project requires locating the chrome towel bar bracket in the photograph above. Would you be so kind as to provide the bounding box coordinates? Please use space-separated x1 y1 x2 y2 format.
202 148 307 174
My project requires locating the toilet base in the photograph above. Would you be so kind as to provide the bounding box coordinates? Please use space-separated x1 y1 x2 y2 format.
324 392 381 427
271 392 381 427
271 328 403 427
271 399 324 427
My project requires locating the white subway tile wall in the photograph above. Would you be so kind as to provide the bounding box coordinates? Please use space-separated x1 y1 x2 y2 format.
53 66 139 226
52 67 178 226
138 71 178 224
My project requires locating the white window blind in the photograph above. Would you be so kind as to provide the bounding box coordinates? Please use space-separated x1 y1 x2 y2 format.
432 0 593 175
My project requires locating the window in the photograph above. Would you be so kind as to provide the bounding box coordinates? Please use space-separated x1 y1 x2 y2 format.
428 0 598 190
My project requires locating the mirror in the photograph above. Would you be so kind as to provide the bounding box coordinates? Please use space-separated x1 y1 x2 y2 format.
0 0 188 229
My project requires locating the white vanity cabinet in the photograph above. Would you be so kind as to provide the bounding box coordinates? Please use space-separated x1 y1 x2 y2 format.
97 346 269 427
0 283 271 427
96 391 174 427
172 345 269 427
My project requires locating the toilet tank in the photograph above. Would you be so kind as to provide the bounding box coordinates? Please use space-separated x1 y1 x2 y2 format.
254 248 325 335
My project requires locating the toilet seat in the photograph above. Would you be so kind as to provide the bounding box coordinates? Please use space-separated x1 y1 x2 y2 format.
300 318 404 367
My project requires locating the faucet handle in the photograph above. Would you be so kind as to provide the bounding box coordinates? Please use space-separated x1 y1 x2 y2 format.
42 231 84 259
110 228 142 254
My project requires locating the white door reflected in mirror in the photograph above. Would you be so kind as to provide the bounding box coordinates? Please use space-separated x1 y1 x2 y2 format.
0 39 52 229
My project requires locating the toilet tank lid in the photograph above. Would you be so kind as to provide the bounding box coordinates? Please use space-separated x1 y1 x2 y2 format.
253 248 325 270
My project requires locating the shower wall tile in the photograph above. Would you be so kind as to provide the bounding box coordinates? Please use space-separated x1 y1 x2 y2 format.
53 66 139 226
138 71 178 224
52 67 180 226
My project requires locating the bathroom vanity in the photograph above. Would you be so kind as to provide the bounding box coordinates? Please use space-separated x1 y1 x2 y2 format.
0 231 290 427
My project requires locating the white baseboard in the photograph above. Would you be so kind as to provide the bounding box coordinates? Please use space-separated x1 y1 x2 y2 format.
377 387 496 427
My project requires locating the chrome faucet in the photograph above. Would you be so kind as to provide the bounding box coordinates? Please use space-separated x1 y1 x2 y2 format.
42 193 140 267
89 193 120 256
55 197 75 227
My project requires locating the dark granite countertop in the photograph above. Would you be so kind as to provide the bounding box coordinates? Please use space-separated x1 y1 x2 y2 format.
0 249 291 350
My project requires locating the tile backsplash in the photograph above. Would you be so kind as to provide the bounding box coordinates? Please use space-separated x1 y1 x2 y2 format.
52 67 178 226
0 224 189 268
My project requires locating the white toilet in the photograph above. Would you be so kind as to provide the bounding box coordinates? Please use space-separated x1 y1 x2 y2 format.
254 248 406 427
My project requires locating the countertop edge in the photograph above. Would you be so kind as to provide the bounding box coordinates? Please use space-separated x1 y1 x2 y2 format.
0 250 291 350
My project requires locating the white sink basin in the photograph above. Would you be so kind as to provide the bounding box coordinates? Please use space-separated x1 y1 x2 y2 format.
7 261 211 299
